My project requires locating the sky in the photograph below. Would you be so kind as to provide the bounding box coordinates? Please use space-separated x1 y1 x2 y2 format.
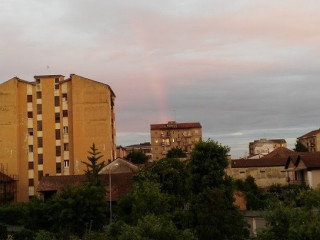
1 0 320 158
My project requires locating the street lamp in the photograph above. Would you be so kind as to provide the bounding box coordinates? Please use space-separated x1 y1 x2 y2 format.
109 163 119 223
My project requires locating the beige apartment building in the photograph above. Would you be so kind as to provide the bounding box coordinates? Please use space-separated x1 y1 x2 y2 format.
150 121 202 161
0 74 116 202
298 128 320 152
249 138 287 157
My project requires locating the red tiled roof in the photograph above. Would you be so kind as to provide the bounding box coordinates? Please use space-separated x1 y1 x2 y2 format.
37 173 133 201
150 122 202 130
295 152 320 168
298 129 320 139
231 147 294 168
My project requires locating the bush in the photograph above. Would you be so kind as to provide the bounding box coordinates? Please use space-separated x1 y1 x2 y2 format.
0 223 8 240
0 204 24 225
35 230 56 240
12 229 35 240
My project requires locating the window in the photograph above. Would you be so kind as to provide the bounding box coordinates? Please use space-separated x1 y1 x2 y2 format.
55 78 59 83
56 162 61 173
62 93 67 101
55 113 60 123
55 83 59 90
28 162 34 169
37 104 42 114
36 79 40 84
28 179 34 186
28 128 33 136
38 137 43 148
37 121 42 131
36 92 42 99
38 170 43 180
27 95 33 102
63 126 68 134
54 96 60 106
38 154 43 164
55 129 61 140
56 146 61 156
64 160 70 168
27 111 33 118
64 143 69 151
28 145 33 152
63 110 68 117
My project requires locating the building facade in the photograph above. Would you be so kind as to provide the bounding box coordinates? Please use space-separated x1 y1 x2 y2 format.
0 74 116 201
297 128 320 152
249 138 287 156
150 121 202 161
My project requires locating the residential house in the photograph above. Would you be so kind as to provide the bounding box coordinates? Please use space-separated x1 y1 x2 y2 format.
249 138 287 157
297 128 320 152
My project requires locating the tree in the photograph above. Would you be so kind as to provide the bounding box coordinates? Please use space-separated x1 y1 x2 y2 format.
188 140 249 240
82 143 105 185
293 140 308 152
166 147 186 158
125 150 148 164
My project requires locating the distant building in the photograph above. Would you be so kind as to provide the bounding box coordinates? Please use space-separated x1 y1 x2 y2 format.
0 74 116 202
125 142 152 160
150 121 202 161
297 128 320 152
249 138 287 156
227 147 294 188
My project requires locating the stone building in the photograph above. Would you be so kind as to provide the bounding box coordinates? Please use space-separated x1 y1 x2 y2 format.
0 74 116 201
249 138 287 157
150 121 202 161
297 128 320 152
227 147 293 188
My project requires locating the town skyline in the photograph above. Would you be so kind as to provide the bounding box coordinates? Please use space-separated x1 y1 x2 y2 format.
1 0 320 157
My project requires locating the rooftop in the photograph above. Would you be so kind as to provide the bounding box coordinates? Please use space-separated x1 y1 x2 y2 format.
298 128 320 139
150 121 202 130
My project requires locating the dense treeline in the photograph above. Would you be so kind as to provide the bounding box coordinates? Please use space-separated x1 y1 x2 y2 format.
2 140 320 240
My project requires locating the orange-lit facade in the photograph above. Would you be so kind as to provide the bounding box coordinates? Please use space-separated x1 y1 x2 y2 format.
150 121 202 161
0 74 116 202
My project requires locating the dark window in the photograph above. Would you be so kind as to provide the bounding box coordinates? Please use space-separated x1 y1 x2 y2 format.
38 171 43 180
38 154 43 164
63 110 68 117
27 111 33 118
55 78 59 83
56 163 61 173
64 160 70 168
62 93 67 101
28 145 33 152
29 179 34 186
37 121 42 131
55 129 61 140
36 79 40 84
37 104 42 114
64 143 69 151
55 84 59 90
28 162 34 169
38 137 43 147
54 96 60 106
56 146 61 156
36 91 42 99
63 126 68 134
27 95 33 102
55 113 60 123
28 128 33 136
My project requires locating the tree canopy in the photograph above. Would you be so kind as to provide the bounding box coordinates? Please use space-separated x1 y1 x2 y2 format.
166 147 187 158
293 140 308 152
125 150 148 164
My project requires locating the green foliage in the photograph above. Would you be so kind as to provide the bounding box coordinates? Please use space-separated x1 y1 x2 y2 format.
12 228 35 240
0 203 24 225
116 181 169 225
125 150 148 164
188 139 230 194
188 140 249 240
82 232 107 240
118 214 196 240
35 230 56 240
82 143 105 185
49 184 107 237
166 147 186 158
0 223 8 240
293 140 308 152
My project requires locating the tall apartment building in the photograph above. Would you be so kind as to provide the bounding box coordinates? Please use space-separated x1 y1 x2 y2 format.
150 121 202 161
0 74 116 202
249 138 287 156
298 128 320 152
